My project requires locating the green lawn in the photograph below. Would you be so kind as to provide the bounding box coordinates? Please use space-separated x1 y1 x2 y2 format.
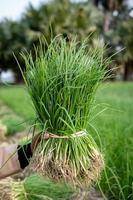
0 82 133 199
92 83 133 200
0 85 35 121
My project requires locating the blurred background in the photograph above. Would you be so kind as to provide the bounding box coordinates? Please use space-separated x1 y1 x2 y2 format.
0 0 133 83
0 1 133 200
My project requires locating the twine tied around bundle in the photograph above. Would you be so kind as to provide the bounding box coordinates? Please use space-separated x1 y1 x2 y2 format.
32 130 87 152
43 130 87 139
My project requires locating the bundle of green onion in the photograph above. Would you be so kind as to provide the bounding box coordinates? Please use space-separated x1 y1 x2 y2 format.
21 37 108 186
12 174 74 200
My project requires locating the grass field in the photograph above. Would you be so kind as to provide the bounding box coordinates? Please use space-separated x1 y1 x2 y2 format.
0 82 133 199
0 85 35 121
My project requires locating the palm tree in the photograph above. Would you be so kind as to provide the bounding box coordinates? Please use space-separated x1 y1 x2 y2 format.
0 0 107 81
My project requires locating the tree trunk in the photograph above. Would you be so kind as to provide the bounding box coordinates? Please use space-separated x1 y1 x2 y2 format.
124 60 133 81
103 12 111 33
124 60 132 81
123 62 128 81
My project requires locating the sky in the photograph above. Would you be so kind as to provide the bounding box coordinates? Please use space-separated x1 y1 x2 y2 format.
0 0 48 21
0 0 86 21
0 0 133 21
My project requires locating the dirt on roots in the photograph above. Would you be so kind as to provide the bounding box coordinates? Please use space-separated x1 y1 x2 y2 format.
29 147 104 188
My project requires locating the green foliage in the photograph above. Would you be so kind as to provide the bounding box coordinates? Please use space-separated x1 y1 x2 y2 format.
0 0 103 78
23 37 107 133
21 37 106 184
22 0 101 41
12 174 74 200
2 116 25 136
92 83 133 200
0 85 35 121
0 20 29 79
105 5 133 64
118 19 133 61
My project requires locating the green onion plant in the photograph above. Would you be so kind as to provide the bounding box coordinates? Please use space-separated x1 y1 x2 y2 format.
21 36 109 186
12 174 74 200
